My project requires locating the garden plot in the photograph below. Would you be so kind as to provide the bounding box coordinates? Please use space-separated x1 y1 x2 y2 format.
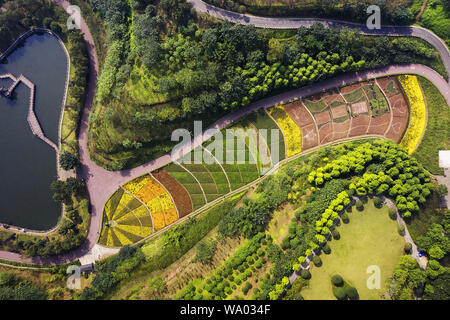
363 84 390 116
268 105 303 158
284 100 319 151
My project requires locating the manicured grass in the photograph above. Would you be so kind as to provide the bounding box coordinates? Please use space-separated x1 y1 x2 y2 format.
301 199 405 300
413 76 450 175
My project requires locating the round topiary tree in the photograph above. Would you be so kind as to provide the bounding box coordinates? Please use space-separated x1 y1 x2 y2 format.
341 212 350 224
331 274 343 287
312 255 322 267
333 286 346 300
332 229 340 240
373 197 382 208
355 200 364 211
323 243 331 254
389 208 397 220
300 269 311 280
404 242 412 253
398 224 405 236
345 286 359 300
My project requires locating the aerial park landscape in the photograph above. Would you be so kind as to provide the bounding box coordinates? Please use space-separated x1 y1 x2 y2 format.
0 0 448 305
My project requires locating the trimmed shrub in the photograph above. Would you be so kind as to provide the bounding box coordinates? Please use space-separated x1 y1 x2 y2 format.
333 286 346 300
361 197 368 204
388 208 397 220
398 224 405 236
341 212 350 224
312 255 322 267
300 269 311 280
345 286 359 300
404 242 412 253
331 274 343 286
332 229 340 240
373 197 382 208
355 200 364 211
323 243 331 254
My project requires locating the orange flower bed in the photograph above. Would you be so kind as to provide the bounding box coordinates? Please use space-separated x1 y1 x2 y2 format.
136 185 156 203
151 211 166 230
164 208 178 225
145 177 166 197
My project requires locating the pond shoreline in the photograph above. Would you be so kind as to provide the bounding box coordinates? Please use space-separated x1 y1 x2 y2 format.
0 28 73 233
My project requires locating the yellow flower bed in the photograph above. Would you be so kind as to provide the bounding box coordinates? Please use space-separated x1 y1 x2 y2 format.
103 199 112 221
136 185 156 203
106 229 114 247
398 75 427 154
268 105 302 157
117 224 141 236
118 192 135 208
145 177 166 197
146 197 163 215
123 175 150 194
114 229 133 246
165 208 178 225
151 211 166 230
132 205 150 218
159 192 176 211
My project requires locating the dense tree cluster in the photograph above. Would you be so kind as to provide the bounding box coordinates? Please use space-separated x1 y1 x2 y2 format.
88 0 442 169
308 140 433 218
0 272 47 300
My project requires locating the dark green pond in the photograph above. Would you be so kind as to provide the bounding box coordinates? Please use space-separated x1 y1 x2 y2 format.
0 33 68 230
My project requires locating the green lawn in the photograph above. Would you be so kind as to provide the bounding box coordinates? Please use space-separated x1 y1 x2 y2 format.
301 199 405 300
413 76 450 175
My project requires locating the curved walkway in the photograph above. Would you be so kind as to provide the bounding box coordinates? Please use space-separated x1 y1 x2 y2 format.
187 0 450 84
0 1 449 265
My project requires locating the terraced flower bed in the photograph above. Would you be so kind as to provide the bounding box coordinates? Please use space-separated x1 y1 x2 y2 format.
398 75 427 154
268 105 303 158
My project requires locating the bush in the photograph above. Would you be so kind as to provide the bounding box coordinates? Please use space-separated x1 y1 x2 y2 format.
59 152 80 171
323 243 331 254
345 286 359 300
331 229 340 240
341 213 349 224
312 255 322 267
389 208 397 220
373 197 382 208
333 286 346 300
300 269 311 280
398 224 405 236
331 274 343 286
355 200 364 211
404 242 412 253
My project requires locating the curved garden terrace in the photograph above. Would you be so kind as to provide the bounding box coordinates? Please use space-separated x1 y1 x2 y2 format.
98 74 427 248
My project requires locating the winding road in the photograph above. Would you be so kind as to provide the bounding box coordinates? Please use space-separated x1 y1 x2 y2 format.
0 0 449 266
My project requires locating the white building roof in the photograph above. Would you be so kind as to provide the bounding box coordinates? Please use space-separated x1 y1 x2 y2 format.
439 150 450 168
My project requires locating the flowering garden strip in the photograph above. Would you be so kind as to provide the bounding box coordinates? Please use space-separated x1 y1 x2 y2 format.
302 98 328 113
114 226 143 245
152 169 193 218
109 188 124 218
268 105 303 158
150 211 166 230
343 87 366 104
103 199 112 221
398 75 427 154
123 175 150 194
164 164 207 209
248 109 286 163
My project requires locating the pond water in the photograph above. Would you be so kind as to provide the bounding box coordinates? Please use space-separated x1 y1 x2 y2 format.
0 32 68 230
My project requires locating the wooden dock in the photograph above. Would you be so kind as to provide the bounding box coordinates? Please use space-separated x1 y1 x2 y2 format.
0 73 59 151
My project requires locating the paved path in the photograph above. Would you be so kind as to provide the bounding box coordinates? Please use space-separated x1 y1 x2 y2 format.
0 1 449 265
187 0 450 84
